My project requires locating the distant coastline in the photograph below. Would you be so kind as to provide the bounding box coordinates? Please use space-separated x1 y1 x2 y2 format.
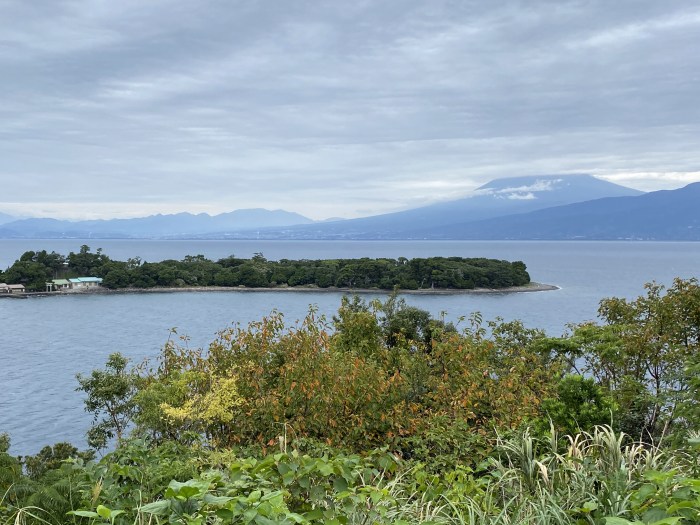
0 281 559 299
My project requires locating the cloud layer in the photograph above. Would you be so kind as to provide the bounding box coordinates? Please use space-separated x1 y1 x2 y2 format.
1 0 699 219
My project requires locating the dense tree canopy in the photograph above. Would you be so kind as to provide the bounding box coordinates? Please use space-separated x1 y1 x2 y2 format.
2 247 531 291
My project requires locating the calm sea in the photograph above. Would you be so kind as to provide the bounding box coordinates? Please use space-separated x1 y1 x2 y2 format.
1 240 699 455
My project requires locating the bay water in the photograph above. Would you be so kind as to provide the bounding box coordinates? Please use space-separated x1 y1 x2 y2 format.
1 240 699 455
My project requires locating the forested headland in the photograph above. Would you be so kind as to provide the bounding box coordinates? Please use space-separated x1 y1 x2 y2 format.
2 277 700 524
0 245 531 292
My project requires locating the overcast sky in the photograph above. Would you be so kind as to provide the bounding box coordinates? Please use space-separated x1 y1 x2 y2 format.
1 0 699 220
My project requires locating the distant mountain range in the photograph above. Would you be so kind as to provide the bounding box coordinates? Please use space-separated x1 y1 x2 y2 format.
240 174 643 240
1 175 698 240
0 212 17 226
430 182 700 240
0 209 313 239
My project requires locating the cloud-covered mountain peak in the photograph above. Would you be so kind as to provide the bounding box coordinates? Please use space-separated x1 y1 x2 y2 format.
475 174 642 202
476 178 565 200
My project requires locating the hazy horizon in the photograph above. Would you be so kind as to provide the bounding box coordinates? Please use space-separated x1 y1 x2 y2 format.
2 1 700 220
0 173 668 222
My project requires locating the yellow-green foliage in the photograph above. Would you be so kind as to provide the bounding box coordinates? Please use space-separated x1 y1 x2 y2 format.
161 375 243 425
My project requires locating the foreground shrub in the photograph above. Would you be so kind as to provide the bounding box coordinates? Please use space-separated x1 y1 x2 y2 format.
126 299 561 455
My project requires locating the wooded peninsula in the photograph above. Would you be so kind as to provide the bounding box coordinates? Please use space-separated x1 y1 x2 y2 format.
1 245 532 292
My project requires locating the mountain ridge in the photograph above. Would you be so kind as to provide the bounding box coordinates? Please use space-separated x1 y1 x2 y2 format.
0 208 313 239
425 182 700 240
3 175 694 240
0 212 17 226
219 174 644 240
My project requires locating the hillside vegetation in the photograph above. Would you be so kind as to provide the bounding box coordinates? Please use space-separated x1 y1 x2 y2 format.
2 278 700 524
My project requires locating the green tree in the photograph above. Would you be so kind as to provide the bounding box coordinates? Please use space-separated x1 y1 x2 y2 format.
68 245 108 276
101 262 131 289
22 442 93 481
379 292 436 348
76 353 137 450
550 278 700 441
332 295 383 358
538 375 615 436
3 258 53 290
237 262 270 287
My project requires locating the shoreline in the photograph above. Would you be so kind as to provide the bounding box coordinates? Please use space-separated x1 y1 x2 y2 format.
1 282 559 299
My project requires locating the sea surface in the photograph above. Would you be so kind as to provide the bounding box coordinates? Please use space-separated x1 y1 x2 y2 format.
1 240 699 455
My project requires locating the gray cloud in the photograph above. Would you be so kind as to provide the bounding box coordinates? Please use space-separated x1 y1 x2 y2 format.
1 0 699 219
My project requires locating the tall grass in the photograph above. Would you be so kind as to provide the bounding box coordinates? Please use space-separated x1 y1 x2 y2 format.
385 425 670 525
5 426 693 525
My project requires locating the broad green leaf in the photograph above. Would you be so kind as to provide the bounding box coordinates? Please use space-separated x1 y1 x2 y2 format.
667 500 696 513
216 508 234 520
202 494 234 506
649 519 683 525
333 477 349 493
582 500 599 512
96 505 111 519
309 485 325 503
254 516 278 525
139 500 172 515
260 489 285 503
282 471 296 485
369 489 384 504
643 508 672 524
304 508 324 520
68 510 99 518
166 479 209 499
316 461 334 476
635 483 657 501
604 518 643 525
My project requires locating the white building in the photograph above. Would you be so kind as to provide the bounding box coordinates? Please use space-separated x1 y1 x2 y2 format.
46 277 103 291
68 277 103 289
0 283 26 293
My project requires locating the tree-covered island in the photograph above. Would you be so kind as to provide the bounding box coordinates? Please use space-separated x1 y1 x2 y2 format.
0 245 532 292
